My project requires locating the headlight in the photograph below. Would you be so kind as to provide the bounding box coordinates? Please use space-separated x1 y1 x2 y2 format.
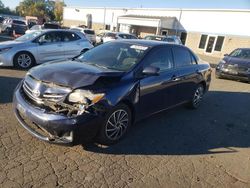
217 60 226 69
68 90 105 105
0 47 12 54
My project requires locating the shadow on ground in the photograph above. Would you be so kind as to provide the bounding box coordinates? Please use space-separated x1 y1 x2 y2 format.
0 76 22 103
84 90 250 156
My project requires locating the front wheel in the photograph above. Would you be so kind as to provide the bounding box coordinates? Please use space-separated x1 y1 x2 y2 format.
188 84 204 109
13 52 35 69
97 104 132 145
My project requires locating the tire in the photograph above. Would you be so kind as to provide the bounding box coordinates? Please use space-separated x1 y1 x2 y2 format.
6 28 12 36
13 52 35 70
188 84 205 109
97 103 132 145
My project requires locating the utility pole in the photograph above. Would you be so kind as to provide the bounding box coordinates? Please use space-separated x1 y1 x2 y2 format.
176 8 182 35
103 7 106 30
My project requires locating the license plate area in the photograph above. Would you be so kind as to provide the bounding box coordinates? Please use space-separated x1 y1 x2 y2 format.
223 68 238 75
17 104 26 115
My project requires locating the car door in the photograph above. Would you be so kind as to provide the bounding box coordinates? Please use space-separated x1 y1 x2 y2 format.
36 31 64 63
138 46 179 118
61 31 83 58
172 46 200 103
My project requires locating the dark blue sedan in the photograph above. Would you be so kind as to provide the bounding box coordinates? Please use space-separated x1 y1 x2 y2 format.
216 48 250 82
13 40 212 145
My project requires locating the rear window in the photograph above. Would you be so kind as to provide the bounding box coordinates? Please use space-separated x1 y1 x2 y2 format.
164 38 175 42
13 20 26 25
84 29 95 34
62 32 81 42
44 23 60 29
173 47 192 67
145 36 164 41
105 33 116 37
130 35 137 39
118 34 129 39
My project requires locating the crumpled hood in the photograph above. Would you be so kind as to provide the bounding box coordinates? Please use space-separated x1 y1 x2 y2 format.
0 40 25 49
223 56 250 67
28 60 124 88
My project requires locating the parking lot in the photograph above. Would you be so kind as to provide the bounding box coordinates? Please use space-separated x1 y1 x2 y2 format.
0 47 250 188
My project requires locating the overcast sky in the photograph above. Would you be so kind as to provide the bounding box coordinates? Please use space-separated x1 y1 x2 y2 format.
2 0 250 9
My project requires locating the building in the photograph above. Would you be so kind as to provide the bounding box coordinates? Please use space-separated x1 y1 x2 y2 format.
63 7 250 58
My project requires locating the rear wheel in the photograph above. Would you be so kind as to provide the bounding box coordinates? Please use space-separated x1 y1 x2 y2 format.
97 103 132 145
13 52 35 69
188 84 204 109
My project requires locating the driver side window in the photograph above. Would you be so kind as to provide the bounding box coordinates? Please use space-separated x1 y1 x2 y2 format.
144 47 174 72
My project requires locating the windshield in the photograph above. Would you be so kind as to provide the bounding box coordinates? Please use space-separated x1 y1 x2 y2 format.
76 42 149 71
84 29 95 34
229 49 250 59
13 20 26 25
15 31 43 41
30 25 40 30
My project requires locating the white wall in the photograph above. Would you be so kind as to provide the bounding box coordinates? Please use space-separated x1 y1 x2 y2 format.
180 10 250 36
63 7 250 36
63 7 125 25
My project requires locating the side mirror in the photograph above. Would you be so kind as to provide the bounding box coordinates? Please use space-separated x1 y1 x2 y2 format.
142 66 160 76
224 53 229 56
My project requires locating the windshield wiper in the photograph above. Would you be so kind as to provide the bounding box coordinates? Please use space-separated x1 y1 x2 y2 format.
89 63 110 69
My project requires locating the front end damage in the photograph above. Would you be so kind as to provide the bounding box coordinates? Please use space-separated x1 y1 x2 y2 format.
13 75 105 144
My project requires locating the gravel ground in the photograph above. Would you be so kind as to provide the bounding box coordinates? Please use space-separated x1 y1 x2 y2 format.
0 43 250 187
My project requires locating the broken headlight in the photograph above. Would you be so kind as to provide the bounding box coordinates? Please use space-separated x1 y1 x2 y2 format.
217 60 226 69
68 90 105 105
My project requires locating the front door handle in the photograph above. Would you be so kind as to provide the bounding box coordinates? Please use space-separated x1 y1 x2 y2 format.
171 76 181 82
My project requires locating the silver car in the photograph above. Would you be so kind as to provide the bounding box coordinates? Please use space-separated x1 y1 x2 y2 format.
70 27 96 45
102 32 138 43
0 29 93 69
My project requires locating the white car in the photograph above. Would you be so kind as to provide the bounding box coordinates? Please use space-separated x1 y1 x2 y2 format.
70 27 96 45
97 32 138 44
25 25 43 34
25 23 61 34
0 29 93 69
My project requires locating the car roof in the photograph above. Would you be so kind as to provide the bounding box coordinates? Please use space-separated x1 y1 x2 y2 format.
41 29 76 32
145 35 166 38
237 48 250 50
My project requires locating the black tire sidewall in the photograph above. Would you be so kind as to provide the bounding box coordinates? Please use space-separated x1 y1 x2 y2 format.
97 103 132 145
13 52 35 69
191 84 204 109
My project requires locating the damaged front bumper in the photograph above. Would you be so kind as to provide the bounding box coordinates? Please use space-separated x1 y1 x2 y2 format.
13 84 103 144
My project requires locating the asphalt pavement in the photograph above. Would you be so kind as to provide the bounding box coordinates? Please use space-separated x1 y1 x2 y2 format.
0 37 250 187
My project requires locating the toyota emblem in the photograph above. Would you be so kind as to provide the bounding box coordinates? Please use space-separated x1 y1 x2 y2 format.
32 89 40 97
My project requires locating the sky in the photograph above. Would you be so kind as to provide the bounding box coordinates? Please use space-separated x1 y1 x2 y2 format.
2 0 250 10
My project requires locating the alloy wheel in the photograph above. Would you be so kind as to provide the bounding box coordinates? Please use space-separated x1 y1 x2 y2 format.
105 109 129 141
193 86 204 107
17 54 32 68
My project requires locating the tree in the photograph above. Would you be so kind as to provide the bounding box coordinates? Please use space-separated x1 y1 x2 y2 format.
0 0 17 15
16 0 65 21
54 0 64 23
